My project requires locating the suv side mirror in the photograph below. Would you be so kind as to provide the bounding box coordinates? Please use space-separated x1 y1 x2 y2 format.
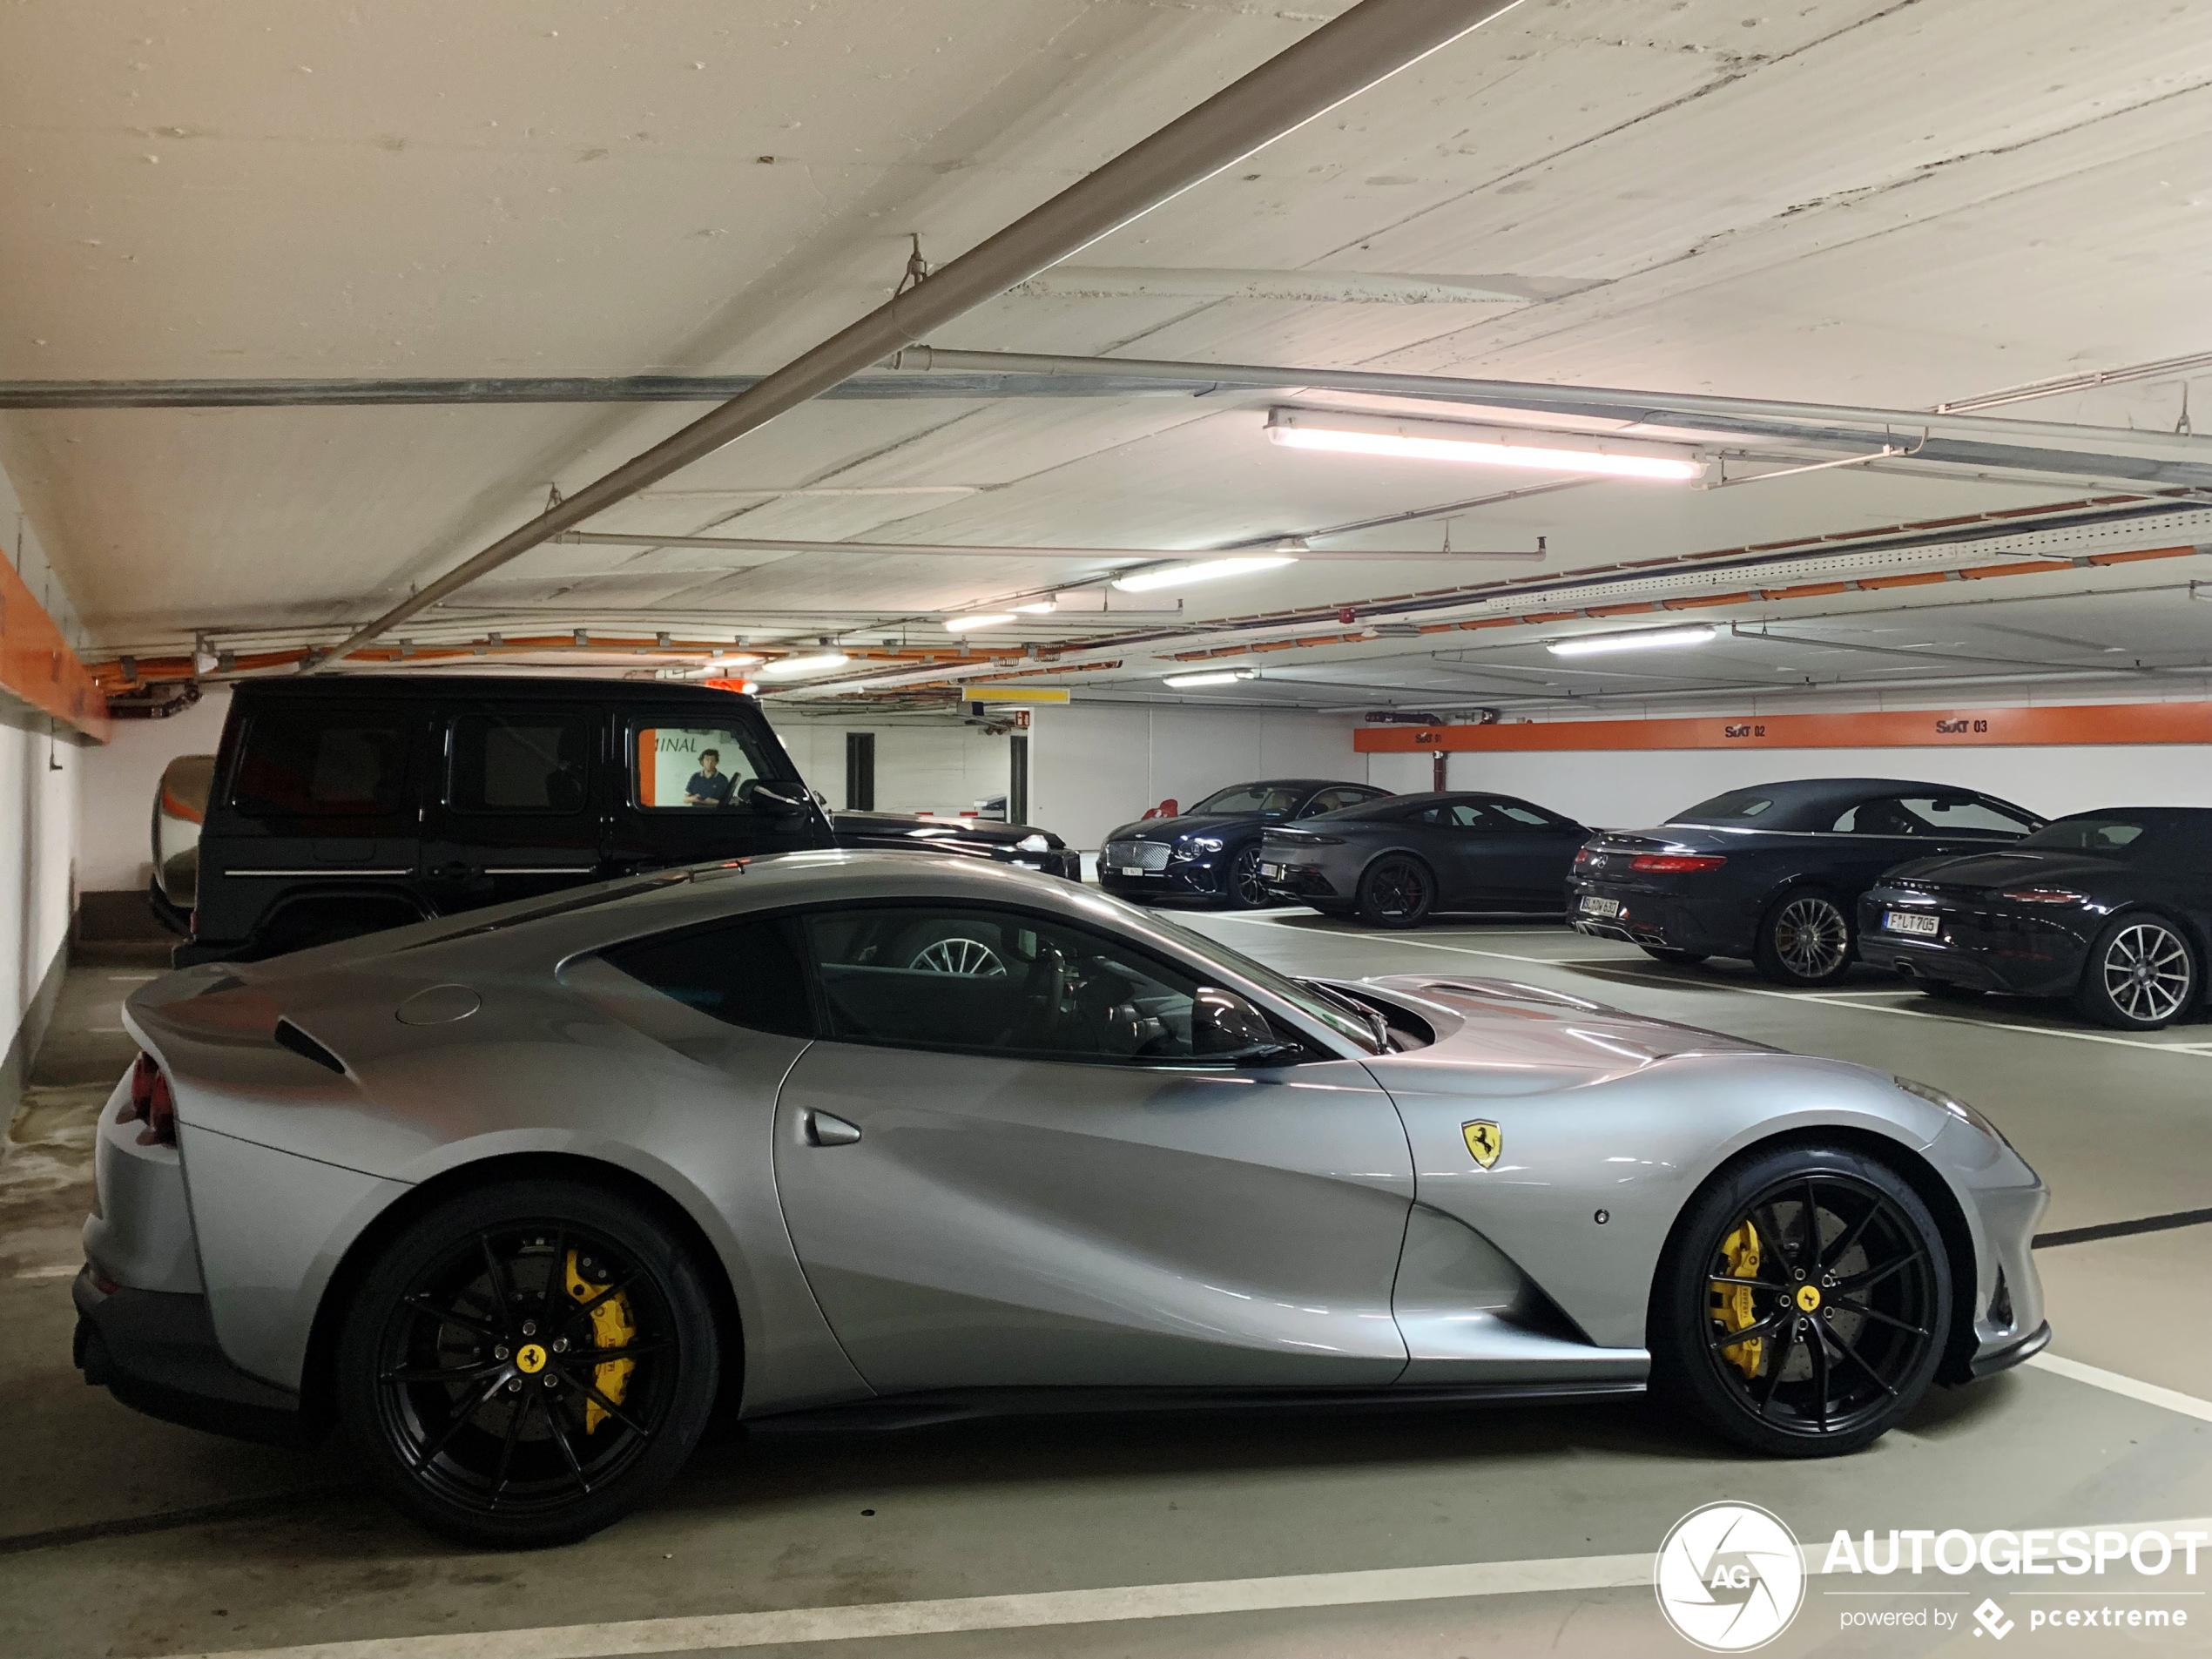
1190 986 1300 1064
738 779 811 816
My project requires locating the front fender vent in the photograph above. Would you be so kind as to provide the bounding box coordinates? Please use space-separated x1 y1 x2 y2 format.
273 1019 345 1075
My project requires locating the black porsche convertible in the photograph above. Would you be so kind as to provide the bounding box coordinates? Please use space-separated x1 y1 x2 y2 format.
1860 806 2212 1028
1567 778 2046 987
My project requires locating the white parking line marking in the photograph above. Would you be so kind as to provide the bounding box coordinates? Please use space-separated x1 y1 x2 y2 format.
2027 1353 2212 1426
1206 916 2212 1059
10 1264 80 1280
160 1517 2212 1659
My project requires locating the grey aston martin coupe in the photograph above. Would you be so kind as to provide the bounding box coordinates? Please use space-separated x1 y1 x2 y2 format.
78 851 2048 1545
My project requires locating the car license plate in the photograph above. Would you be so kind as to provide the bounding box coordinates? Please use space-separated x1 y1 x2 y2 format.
1260 862 1284 878
1885 910 1940 936
1581 895 1621 918
1118 866 1149 878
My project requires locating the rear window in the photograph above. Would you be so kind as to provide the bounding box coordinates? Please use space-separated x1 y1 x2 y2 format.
600 914 814 1037
2020 816 2156 856
229 707 412 818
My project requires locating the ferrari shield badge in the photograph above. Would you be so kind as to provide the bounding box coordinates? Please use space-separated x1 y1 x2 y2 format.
1462 1120 1502 1169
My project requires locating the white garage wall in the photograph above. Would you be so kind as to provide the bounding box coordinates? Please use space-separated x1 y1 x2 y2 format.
774 718 1012 816
77 687 232 894
1413 742 2212 833
2 467 87 1110
1032 703 1367 851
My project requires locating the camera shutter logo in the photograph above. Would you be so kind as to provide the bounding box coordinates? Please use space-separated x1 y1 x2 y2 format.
1654 1501 1805 1651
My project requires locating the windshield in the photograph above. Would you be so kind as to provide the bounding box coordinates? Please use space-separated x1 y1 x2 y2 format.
1129 906 1382 1054
2018 815 2156 856
1190 783 1307 818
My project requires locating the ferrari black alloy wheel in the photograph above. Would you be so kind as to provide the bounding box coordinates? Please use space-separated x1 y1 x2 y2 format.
1754 889 1855 988
1356 856 1434 928
2075 914 2197 1030
1229 845 1271 909
338 1179 719 1547
1651 1145 1951 1458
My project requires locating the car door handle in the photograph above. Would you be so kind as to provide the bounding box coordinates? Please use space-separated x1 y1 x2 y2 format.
429 860 476 880
806 1110 862 1147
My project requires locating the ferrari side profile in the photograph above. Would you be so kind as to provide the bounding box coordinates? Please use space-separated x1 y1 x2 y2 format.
78 852 2047 1546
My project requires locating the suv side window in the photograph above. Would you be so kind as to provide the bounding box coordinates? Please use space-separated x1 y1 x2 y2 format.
797 904 1232 1065
631 722 774 810
448 711 593 815
229 706 413 818
600 914 814 1038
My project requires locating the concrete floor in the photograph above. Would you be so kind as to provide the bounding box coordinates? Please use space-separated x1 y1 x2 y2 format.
3 919 2209 1658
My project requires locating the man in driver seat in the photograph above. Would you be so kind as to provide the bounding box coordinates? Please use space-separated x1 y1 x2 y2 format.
685 749 733 807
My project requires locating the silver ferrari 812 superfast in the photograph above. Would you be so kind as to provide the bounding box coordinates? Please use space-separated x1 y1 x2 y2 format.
77 852 2048 1545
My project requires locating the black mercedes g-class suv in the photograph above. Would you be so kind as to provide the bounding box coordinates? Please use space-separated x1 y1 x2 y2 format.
152 676 833 964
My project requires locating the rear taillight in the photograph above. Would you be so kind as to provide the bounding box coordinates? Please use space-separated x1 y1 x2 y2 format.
2000 887 2087 905
1574 847 1597 868
1631 853 1728 873
120 1052 178 1148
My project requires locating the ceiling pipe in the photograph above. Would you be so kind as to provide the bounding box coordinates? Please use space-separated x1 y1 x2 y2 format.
881 347 2212 485
552 530 1542 561
315 0 1529 671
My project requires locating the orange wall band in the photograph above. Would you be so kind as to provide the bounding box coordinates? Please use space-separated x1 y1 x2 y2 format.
1355 702 2212 754
0 554 108 742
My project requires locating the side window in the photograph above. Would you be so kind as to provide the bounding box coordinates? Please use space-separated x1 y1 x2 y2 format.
229 707 413 818
600 914 813 1038
1302 787 1368 816
1489 800 1558 829
1903 795 2039 836
1445 802 1497 829
448 712 593 815
631 723 771 810
797 905 1246 1065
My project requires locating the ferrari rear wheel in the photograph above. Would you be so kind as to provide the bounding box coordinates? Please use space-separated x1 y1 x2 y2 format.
1651 1145 1950 1458
337 1179 720 1547
1355 856 1434 928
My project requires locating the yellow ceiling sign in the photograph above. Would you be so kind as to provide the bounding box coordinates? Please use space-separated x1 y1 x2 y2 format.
960 685 1069 704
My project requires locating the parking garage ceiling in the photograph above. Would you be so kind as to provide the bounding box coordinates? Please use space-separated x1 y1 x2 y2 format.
3 0 2210 711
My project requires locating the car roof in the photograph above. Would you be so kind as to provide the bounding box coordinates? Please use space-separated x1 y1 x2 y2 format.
228 674 762 711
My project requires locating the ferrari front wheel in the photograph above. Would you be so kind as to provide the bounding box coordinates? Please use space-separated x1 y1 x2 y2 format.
336 1178 720 1547
1650 1146 1951 1458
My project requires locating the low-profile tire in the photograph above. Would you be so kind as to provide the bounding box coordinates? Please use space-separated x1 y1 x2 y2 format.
1752 888 1856 988
1355 855 1434 928
1638 945 1710 966
1649 1143 1952 1459
336 1178 721 1548
2074 912 2199 1030
1225 845 1271 910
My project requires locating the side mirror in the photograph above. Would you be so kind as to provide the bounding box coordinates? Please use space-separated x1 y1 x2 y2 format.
738 779 811 816
1190 986 1298 1064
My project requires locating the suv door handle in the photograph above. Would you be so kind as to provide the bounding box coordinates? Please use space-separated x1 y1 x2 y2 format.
430 860 475 880
805 1110 862 1147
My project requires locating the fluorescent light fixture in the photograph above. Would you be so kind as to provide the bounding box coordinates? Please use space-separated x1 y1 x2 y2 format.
1010 599 1059 615
1163 667 1259 689
708 651 765 666
1547 624 1717 658
1113 555 1296 592
1266 408 1706 482
759 650 851 677
943 612 1017 632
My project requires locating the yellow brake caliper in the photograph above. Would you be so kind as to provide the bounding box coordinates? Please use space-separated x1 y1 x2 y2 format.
1712 1221 1764 1380
563 1250 637 1433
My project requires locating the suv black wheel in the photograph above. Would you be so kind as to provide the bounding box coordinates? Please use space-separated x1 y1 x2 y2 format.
1650 1144 1951 1458
2074 914 2198 1030
1227 846 1271 909
1355 856 1434 928
1753 889 1855 988
337 1178 720 1548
